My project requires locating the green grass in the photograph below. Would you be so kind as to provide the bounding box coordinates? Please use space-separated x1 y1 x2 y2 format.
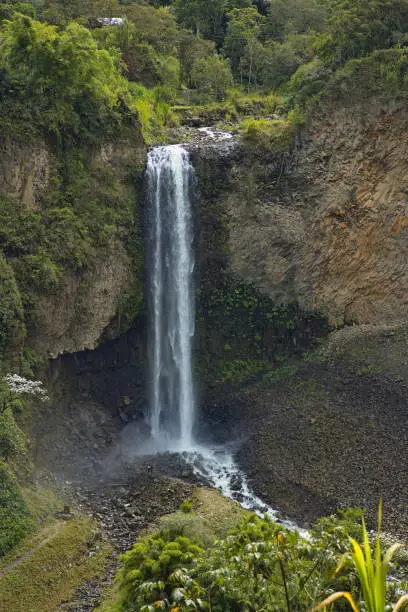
0 515 112 612
240 117 295 153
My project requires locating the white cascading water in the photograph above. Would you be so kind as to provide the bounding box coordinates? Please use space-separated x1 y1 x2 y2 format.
147 145 195 448
146 143 302 532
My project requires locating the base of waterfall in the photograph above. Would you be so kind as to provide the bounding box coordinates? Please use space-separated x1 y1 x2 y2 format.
115 422 301 532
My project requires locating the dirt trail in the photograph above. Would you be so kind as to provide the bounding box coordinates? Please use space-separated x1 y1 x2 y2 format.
0 521 64 580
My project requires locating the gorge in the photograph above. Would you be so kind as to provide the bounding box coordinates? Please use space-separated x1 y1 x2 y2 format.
1 5 408 603
16 105 408 540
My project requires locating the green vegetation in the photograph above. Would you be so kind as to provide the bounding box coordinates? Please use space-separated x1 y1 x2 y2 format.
198 276 327 386
0 0 407 594
0 379 32 556
180 500 193 514
240 117 295 152
0 254 25 360
0 463 33 556
0 0 406 148
111 503 408 611
117 534 204 610
316 502 408 612
0 516 112 612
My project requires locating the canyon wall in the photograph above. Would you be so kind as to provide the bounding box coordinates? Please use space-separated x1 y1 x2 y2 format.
220 102 408 326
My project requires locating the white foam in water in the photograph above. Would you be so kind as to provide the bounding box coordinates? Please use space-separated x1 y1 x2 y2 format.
146 144 305 535
183 444 304 533
197 127 233 140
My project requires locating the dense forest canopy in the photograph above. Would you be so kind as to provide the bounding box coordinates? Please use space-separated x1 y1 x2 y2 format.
0 0 407 143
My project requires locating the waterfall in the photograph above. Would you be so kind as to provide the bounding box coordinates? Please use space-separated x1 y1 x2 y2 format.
144 140 302 533
146 145 196 448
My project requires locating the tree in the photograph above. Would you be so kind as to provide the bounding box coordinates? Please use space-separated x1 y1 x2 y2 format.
173 0 251 46
315 0 408 66
266 0 327 42
224 6 266 85
191 54 233 100
178 31 216 86
0 15 128 135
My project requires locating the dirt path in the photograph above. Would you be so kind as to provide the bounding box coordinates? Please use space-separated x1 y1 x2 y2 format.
0 521 64 580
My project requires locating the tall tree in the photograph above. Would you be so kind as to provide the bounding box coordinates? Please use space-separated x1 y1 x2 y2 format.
173 0 251 46
315 0 408 65
224 7 265 84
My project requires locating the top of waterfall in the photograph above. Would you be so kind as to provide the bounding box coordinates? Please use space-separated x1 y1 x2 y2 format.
197 127 233 141
164 127 238 154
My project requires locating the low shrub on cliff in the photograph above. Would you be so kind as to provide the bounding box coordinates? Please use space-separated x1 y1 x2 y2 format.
0 462 32 556
0 254 25 359
240 118 295 153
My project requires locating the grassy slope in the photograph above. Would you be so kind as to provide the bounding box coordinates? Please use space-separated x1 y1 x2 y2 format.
0 511 111 612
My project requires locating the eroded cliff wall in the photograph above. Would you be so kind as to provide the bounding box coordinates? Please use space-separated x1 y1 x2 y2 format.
222 102 408 326
0 135 146 359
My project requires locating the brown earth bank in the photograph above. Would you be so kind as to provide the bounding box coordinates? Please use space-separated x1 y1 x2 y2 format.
202 323 408 537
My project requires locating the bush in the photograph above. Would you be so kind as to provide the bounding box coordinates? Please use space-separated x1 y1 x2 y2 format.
240 117 295 152
180 500 193 514
0 462 32 556
0 254 25 359
286 59 332 106
129 83 178 143
117 534 204 611
191 55 233 101
0 407 25 461
323 49 408 104
114 507 406 611
159 512 215 548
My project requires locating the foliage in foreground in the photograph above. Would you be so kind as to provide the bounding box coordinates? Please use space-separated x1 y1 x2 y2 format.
315 501 408 612
114 506 408 611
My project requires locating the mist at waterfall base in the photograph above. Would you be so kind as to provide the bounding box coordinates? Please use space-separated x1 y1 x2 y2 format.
121 143 297 528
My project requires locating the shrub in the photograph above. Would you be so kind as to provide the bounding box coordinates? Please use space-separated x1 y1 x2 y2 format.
240 117 295 152
286 59 331 106
180 500 193 514
159 512 215 548
0 462 32 556
191 55 233 101
0 407 25 461
117 534 204 610
323 49 408 104
114 507 406 611
0 253 25 359
314 502 408 612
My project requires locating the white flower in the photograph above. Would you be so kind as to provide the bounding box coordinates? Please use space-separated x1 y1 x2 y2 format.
4 374 50 401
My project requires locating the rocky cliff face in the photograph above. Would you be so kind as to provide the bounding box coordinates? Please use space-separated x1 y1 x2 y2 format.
190 105 408 533
27 236 133 357
221 101 408 326
0 138 51 208
0 136 146 358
